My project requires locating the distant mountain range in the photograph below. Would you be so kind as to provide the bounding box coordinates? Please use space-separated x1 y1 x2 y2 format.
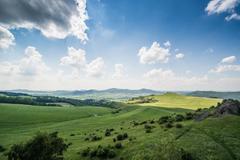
5 88 165 100
2 89 240 101
188 91 240 100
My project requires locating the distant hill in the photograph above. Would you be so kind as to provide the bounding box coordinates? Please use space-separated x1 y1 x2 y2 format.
6 88 164 100
188 91 240 100
127 92 221 110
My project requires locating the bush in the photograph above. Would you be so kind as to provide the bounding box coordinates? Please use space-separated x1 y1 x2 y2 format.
7 132 68 160
105 128 114 137
115 142 123 149
117 134 124 141
133 121 139 126
116 133 128 141
123 133 128 139
185 112 194 120
70 133 75 136
149 120 155 124
105 130 111 136
165 122 173 128
144 124 153 130
113 138 116 142
145 128 152 133
81 147 90 157
180 148 195 160
175 114 185 122
91 135 102 141
84 145 116 159
140 121 147 125
158 116 171 124
0 145 6 152
196 108 202 112
176 123 183 128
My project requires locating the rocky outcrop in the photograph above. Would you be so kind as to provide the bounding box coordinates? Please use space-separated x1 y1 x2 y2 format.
194 99 240 121
214 99 240 116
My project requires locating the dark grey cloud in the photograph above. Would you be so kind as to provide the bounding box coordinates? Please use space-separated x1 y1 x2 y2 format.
0 0 88 41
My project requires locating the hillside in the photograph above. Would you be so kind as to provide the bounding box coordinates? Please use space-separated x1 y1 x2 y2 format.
188 91 240 100
0 102 240 160
128 92 221 110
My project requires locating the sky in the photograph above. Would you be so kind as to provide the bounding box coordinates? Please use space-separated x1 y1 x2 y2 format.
0 0 240 91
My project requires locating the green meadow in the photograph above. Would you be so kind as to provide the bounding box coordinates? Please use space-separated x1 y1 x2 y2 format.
0 94 240 160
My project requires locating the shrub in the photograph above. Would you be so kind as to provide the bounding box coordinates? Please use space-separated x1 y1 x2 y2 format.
116 133 128 141
175 114 185 122
105 128 114 136
196 108 202 112
117 134 123 141
89 149 97 158
0 145 6 152
165 122 173 128
108 150 116 158
144 124 153 130
176 123 183 128
133 121 139 126
86 145 116 159
7 132 68 160
113 138 116 142
185 112 194 120
145 128 152 133
105 130 111 136
91 135 102 141
123 133 128 139
70 133 75 136
81 147 90 157
140 121 147 125
180 148 195 160
115 142 123 149
158 116 171 124
149 120 155 124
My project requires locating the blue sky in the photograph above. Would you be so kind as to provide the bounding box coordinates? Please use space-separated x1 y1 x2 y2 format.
0 0 240 90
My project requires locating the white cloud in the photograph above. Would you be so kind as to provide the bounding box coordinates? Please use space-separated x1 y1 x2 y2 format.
143 68 209 90
144 68 175 79
175 53 185 59
19 46 49 75
60 47 105 78
0 62 19 75
0 26 15 49
205 0 240 21
210 64 240 73
0 0 88 42
205 0 239 14
0 46 49 76
60 47 87 69
86 57 105 77
221 55 237 63
225 13 240 20
112 64 125 79
163 41 171 48
138 41 171 64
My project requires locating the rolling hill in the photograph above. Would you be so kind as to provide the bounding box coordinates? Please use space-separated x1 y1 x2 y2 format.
127 92 222 110
188 91 240 100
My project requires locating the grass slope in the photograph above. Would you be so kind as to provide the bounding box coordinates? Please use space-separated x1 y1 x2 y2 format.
128 92 221 109
0 101 240 160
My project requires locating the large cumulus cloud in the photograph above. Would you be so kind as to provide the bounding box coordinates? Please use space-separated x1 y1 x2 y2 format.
0 0 88 41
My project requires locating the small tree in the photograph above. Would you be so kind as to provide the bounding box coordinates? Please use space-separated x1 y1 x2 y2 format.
7 132 68 160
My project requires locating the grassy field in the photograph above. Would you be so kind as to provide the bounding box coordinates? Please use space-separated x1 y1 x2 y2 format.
128 92 222 109
0 94 239 160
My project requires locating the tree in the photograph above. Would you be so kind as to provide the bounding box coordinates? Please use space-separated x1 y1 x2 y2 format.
7 132 68 160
